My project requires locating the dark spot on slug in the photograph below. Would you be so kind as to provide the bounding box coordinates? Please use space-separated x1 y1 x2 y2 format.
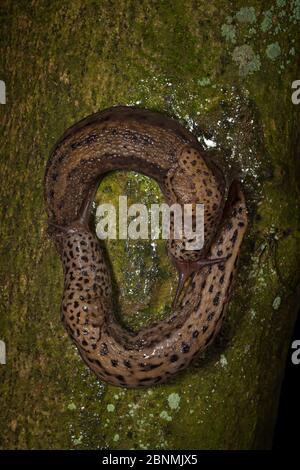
181 342 190 353
116 374 125 383
207 312 215 321
230 229 238 245
100 343 108 355
213 292 221 306
170 354 178 362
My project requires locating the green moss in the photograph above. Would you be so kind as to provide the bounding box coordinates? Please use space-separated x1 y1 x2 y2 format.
0 0 299 452
221 1 299 77
95 171 174 330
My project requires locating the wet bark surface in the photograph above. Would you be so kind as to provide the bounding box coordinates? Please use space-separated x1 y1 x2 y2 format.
0 0 299 449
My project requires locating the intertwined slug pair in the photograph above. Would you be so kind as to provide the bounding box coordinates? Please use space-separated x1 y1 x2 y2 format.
44 106 247 388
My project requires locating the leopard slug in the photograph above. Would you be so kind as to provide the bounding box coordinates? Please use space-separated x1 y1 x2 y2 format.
44 106 248 388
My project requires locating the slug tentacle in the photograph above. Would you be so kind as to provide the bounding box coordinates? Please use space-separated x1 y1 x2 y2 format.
44 106 248 388
171 255 227 308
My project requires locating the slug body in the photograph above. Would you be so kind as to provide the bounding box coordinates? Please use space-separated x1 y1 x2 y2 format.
44 106 248 388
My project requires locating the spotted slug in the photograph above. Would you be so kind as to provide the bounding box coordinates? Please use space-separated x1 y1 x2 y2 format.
44 106 248 388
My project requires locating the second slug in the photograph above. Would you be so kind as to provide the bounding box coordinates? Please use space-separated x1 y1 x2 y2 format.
44 106 248 388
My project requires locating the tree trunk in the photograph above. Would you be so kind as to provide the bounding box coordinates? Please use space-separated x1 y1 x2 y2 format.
0 0 299 450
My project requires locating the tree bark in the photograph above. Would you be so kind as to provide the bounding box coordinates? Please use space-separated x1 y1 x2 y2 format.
0 0 300 450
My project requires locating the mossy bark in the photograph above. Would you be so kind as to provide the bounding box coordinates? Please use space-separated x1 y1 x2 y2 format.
0 0 300 450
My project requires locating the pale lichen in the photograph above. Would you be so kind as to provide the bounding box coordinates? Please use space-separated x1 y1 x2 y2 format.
266 42 281 60
236 7 257 24
221 24 237 43
107 404 115 413
232 45 261 77
0 0 299 452
167 393 181 410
